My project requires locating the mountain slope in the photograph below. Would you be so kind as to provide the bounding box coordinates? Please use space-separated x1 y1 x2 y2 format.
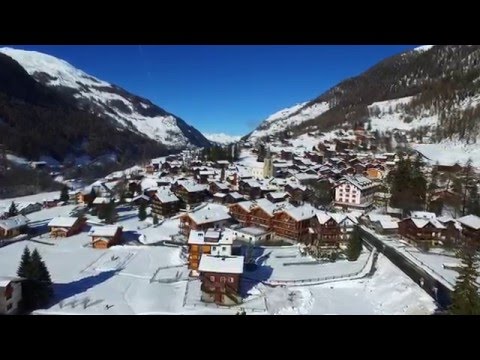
0 52 168 164
247 45 480 145
0 47 211 149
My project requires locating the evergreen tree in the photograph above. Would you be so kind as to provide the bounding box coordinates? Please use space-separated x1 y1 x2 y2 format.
153 214 159 225
104 201 117 224
346 226 362 261
17 246 31 278
467 184 480 216
60 185 69 202
138 202 147 221
461 159 475 216
88 188 97 208
449 245 480 315
8 201 18 217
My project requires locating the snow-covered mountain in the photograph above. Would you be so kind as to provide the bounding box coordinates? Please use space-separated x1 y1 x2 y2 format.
246 45 480 148
203 133 241 145
0 47 210 149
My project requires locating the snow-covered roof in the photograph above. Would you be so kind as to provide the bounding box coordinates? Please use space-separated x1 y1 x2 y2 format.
199 170 215 176
48 216 79 228
340 175 376 191
228 192 244 199
378 220 399 230
178 181 207 193
155 189 179 203
198 255 244 274
411 218 445 229
284 204 316 221
234 226 270 236
0 276 24 287
187 205 231 225
188 230 234 245
316 211 333 225
92 197 110 204
268 192 289 199
368 214 394 223
411 211 436 220
235 200 256 212
212 182 229 190
132 195 150 202
457 215 480 230
255 198 291 217
0 215 29 230
213 192 227 198
89 225 121 237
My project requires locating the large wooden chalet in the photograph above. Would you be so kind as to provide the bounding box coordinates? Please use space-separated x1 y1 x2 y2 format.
457 215 480 246
238 180 262 200
0 215 29 239
89 225 123 249
271 204 315 242
398 217 446 246
179 205 232 236
173 181 208 205
151 189 181 217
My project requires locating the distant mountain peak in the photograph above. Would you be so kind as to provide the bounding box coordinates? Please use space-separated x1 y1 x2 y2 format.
204 133 241 145
0 47 210 149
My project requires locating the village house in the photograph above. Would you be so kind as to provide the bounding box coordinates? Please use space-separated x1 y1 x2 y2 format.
173 181 208 205
89 225 123 249
249 199 289 230
198 254 244 305
365 214 399 235
398 217 446 246
0 215 29 239
231 226 273 244
334 175 377 210
272 204 316 242
284 183 307 205
0 277 23 315
224 192 245 204
457 215 480 246
228 201 255 225
209 181 230 195
179 205 232 236
437 216 463 245
266 192 290 203
130 194 150 207
15 202 42 215
187 229 234 271
151 189 181 217
91 196 112 210
238 180 262 200
313 212 343 247
47 216 86 238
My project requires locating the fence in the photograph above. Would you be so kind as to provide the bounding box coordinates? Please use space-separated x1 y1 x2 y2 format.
251 249 376 287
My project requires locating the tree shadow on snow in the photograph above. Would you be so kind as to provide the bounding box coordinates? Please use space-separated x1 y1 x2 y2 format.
122 230 140 244
51 269 120 308
240 247 274 297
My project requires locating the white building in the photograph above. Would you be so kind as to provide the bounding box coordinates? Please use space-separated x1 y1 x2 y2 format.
0 277 23 315
231 226 273 244
334 175 377 210
188 229 234 257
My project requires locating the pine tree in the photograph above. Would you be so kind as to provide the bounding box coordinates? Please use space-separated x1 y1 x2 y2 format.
104 201 117 224
60 185 69 202
8 201 18 217
461 159 474 216
138 202 147 221
449 245 480 315
346 225 362 261
88 188 97 208
467 184 480 216
153 214 159 225
17 246 31 278
30 249 53 307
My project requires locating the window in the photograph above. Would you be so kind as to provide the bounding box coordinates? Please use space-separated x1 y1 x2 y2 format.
212 246 217 251
220 277 226 283
229 277 234 283
7 303 13 311
222 246 226 251
210 276 215 282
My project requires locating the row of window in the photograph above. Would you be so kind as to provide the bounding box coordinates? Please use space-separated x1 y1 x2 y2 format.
210 276 235 283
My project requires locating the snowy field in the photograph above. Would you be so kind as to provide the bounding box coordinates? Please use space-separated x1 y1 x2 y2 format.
413 141 480 168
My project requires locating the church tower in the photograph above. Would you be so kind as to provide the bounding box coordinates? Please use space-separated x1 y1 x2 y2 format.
263 147 273 178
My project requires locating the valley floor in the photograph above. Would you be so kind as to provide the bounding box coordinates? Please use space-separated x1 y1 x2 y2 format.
0 193 437 315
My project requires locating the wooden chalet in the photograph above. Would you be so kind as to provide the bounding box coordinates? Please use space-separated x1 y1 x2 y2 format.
457 215 480 246
0 276 23 315
179 205 232 236
151 189 181 217
174 181 208 205
47 216 86 238
238 180 262 200
266 192 290 203
209 181 230 195
198 255 244 305
313 212 343 246
272 204 315 242
130 194 150 207
0 215 29 239
89 226 123 249
284 183 307 205
224 192 245 204
228 201 255 225
398 217 446 246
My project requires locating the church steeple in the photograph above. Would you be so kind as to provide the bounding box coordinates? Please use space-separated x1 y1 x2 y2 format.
263 146 273 178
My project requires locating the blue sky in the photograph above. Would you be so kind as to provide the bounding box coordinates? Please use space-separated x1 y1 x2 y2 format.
5 45 419 136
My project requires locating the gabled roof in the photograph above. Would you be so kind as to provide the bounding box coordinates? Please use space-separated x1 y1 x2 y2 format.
89 225 121 238
457 215 480 230
284 204 316 221
410 218 446 229
198 255 244 274
155 189 180 203
187 205 231 225
48 216 80 228
411 211 436 220
0 215 29 230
